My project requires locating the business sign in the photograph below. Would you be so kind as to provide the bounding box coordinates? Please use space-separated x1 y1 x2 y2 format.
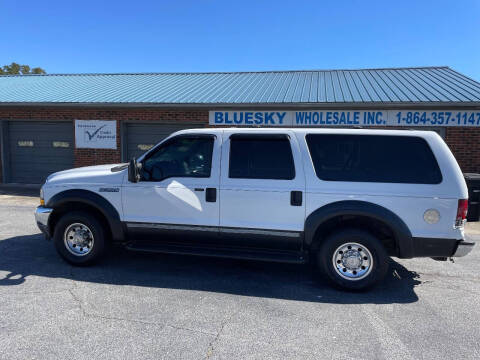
75 120 117 149
210 110 480 127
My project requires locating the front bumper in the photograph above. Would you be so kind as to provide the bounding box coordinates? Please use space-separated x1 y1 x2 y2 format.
35 206 53 239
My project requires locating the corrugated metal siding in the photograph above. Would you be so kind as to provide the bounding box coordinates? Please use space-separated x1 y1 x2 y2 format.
0 67 479 105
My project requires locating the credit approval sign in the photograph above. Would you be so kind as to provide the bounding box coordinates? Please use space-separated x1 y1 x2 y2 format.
209 110 480 127
75 120 117 149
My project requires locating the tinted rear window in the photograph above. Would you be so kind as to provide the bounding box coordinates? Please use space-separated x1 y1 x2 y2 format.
229 136 295 180
306 134 442 184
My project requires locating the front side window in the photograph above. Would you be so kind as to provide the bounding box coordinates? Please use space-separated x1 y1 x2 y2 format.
141 136 214 181
229 135 295 180
306 134 442 184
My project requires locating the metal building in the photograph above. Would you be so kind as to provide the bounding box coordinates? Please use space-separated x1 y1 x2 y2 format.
0 66 479 184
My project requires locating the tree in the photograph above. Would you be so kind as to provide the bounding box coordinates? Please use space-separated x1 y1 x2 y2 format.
0 62 46 75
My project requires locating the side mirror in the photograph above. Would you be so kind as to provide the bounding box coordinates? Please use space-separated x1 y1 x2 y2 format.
128 158 140 183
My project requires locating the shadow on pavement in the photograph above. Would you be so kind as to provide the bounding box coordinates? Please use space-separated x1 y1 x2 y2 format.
0 234 421 304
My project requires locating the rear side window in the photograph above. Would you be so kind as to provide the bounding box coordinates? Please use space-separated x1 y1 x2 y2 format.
306 134 442 184
229 135 295 180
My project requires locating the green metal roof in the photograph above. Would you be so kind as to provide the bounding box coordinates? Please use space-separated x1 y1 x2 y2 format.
0 66 479 106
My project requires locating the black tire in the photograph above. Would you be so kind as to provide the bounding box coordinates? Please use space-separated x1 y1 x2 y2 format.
316 228 389 291
53 211 107 266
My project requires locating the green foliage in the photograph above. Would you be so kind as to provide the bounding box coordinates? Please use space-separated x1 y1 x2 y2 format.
0 62 46 75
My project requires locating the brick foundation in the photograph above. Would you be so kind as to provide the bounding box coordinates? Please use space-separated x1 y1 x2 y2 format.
1 107 480 183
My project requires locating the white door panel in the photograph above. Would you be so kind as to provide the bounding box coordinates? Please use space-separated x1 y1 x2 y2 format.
123 179 218 225
220 188 303 231
122 133 221 226
219 130 306 231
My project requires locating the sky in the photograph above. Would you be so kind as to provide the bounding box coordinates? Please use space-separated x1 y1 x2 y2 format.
1 0 480 80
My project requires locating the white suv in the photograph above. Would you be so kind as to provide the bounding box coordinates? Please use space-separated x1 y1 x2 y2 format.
35 128 474 290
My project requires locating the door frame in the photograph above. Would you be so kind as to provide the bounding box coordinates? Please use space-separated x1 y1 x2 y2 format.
121 131 222 227
219 129 306 229
0 120 9 183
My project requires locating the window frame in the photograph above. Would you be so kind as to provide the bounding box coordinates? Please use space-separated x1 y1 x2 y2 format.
139 134 216 182
305 133 443 185
228 134 296 180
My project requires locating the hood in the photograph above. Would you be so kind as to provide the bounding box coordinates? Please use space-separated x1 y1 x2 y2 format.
45 163 127 185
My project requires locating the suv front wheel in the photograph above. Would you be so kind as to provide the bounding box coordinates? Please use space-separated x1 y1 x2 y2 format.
316 228 389 291
53 211 106 266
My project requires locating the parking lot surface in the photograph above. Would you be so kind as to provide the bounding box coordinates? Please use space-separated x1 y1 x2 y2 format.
0 190 479 360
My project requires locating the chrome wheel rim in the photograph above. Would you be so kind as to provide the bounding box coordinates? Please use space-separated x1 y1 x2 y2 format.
64 223 94 256
332 242 373 281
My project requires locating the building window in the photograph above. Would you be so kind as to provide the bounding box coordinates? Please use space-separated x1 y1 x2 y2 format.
17 140 34 147
137 144 154 151
52 141 70 148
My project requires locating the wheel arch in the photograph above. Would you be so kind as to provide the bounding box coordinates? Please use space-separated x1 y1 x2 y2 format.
46 189 125 242
305 200 413 258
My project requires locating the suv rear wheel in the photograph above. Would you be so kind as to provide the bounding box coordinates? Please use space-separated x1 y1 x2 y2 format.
53 211 106 266
316 228 389 291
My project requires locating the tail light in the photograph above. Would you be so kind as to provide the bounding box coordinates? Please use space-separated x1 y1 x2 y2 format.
455 199 468 228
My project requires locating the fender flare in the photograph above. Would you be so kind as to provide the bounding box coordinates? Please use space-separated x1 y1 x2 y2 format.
304 200 413 258
46 189 125 242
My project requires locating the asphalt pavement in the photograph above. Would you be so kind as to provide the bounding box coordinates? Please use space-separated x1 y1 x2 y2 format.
0 190 479 360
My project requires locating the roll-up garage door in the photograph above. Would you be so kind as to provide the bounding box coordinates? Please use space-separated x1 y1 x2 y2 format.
8 121 74 184
124 123 203 161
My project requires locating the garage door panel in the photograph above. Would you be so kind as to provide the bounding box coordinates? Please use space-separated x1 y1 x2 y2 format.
10 124 71 136
10 150 73 160
11 148 72 157
11 139 72 147
11 161 73 170
125 123 203 161
10 131 72 138
9 171 54 182
8 121 74 183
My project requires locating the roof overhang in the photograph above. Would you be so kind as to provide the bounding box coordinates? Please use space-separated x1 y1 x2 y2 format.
1 102 480 110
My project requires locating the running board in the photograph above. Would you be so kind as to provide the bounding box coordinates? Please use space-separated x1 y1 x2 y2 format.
125 241 307 264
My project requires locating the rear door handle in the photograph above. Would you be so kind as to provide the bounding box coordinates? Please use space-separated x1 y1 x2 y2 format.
290 191 302 206
206 188 217 202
